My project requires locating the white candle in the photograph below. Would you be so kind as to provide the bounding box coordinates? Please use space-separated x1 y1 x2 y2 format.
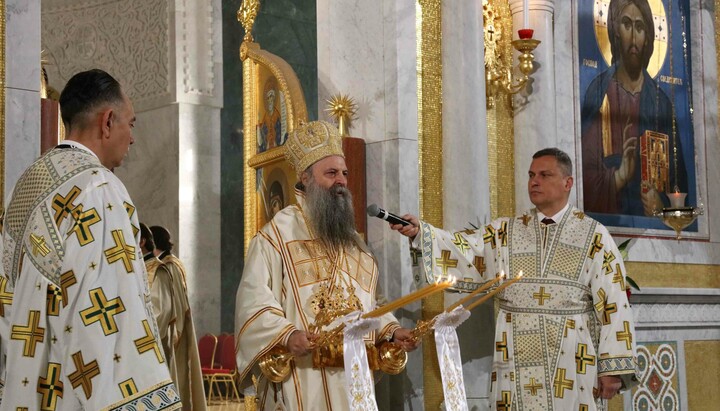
668 191 687 208
524 0 529 29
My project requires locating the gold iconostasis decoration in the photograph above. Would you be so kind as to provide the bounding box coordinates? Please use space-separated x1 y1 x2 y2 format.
238 0 309 251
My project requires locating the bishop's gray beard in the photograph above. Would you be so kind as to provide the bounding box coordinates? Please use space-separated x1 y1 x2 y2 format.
305 182 357 249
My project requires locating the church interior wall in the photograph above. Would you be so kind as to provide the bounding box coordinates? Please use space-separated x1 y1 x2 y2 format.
4 0 40 202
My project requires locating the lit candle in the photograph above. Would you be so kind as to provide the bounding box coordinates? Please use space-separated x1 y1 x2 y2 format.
667 191 687 208
465 272 523 311
446 272 505 312
523 0 529 29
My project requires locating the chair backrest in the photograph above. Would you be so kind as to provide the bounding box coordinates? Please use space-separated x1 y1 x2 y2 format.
198 333 217 369
214 333 232 368
220 334 237 370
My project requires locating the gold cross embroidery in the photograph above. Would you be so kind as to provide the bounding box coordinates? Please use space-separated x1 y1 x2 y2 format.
518 214 532 226
46 284 62 316
473 256 486 273
0 276 14 317
11 310 45 356
134 320 164 363
104 230 136 273
60 270 77 308
495 332 509 361
575 343 596 374
410 249 422 266
524 377 543 396
616 321 633 350
602 251 616 274
483 225 497 249
594 288 617 325
435 250 458 276
123 202 139 237
80 288 126 335
574 210 586 220
68 206 101 246
51 186 81 226
498 221 508 247
553 368 574 398
452 232 470 253
30 233 51 257
496 391 512 411
564 319 576 337
588 233 603 259
69 351 100 399
612 263 626 291
38 363 64 410
533 286 551 306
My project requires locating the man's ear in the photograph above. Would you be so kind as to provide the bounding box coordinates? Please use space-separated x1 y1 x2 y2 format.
300 171 310 187
100 108 114 138
139 237 146 250
565 176 574 191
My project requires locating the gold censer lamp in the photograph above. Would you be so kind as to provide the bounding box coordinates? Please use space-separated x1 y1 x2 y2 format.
654 189 704 240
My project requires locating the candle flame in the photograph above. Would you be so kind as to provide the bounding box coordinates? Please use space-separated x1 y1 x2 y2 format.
499 271 506 279
517 271 524 278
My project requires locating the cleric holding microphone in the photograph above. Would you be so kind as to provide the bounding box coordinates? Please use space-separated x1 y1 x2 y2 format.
387 148 638 411
235 120 419 411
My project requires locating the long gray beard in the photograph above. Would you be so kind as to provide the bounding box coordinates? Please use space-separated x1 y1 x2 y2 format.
305 182 357 249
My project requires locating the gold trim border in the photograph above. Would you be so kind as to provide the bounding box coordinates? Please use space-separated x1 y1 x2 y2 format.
416 1 444 410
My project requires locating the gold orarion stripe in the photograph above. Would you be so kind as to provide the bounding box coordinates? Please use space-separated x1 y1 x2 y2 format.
416 0 444 409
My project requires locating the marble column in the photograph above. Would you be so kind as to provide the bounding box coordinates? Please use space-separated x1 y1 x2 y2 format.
442 1 495 407
41 0 223 337
4 0 41 202
509 0 556 212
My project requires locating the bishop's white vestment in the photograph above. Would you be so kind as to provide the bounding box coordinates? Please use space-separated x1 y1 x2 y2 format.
235 190 400 411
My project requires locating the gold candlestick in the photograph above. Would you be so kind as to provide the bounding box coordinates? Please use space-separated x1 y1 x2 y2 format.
445 272 505 312
465 272 524 311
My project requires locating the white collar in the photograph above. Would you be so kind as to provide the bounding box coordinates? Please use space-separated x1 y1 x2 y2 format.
536 203 570 223
60 140 99 160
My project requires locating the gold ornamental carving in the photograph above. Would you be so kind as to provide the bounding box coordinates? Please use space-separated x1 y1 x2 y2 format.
237 0 260 43
325 94 357 137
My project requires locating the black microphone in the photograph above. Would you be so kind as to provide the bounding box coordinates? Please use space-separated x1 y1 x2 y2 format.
366 204 411 226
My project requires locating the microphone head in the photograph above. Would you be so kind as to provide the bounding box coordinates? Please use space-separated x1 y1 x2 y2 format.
366 204 380 217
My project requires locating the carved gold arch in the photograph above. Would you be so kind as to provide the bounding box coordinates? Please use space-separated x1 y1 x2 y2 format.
241 39 309 251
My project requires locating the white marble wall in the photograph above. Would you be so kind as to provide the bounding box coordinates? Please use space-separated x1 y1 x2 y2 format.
4 0 41 202
510 0 558 213
41 0 224 338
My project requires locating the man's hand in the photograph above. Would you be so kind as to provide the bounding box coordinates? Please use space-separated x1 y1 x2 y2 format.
389 214 421 240
391 328 420 352
597 375 623 399
641 187 663 216
286 330 317 357
614 120 638 190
